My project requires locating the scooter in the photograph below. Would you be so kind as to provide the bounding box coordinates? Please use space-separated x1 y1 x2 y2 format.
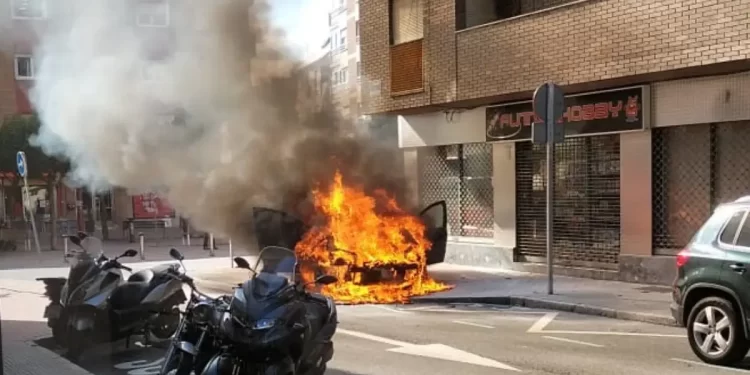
37 233 187 361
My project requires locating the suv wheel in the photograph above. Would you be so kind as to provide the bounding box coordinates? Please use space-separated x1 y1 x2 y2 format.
687 296 749 365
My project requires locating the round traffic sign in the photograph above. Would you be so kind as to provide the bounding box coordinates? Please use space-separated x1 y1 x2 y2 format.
16 151 26 178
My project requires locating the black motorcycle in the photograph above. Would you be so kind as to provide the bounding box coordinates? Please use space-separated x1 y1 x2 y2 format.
199 246 339 375
160 248 231 375
37 233 187 360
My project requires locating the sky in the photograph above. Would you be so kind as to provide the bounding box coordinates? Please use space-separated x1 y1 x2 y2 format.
269 0 331 62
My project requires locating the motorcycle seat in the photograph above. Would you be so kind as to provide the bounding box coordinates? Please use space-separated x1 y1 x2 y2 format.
108 281 154 310
128 269 155 283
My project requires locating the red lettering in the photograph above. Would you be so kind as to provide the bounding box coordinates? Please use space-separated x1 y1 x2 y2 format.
510 113 521 127
570 106 582 121
594 103 609 119
609 101 622 117
581 104 595 121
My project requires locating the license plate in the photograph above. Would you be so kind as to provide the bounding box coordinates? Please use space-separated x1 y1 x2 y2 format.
44 304 62 320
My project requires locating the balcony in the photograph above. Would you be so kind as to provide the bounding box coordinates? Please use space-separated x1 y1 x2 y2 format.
390 39 423 95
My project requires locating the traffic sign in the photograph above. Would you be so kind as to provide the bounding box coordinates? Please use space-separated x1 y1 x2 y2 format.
531 83 565 144
16 151 26 178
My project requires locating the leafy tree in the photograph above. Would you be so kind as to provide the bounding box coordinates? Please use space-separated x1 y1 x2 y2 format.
0 114 71 249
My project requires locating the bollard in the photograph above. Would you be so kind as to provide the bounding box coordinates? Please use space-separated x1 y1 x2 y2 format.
186 227 191 247
139 233 145 260
182 233 186 246
229 238 233 267
209 233 215 257
128 221 135 243
62 235 69 263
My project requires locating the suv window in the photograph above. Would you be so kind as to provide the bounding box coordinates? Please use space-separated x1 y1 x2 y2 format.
693 206 735 245
719 209 747 245
736 213 750 247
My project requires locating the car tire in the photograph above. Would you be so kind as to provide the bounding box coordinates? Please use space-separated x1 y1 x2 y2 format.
687 296 749 365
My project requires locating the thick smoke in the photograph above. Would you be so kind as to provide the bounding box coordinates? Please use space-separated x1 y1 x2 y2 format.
28 0 409 250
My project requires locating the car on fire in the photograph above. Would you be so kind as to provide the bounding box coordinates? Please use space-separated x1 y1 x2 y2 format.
251 201 448 291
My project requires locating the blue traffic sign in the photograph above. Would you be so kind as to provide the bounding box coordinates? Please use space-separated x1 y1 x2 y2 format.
16 151 26 177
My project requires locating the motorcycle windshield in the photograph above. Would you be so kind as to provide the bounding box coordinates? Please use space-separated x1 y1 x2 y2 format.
253 246 298 282
68 254 98 287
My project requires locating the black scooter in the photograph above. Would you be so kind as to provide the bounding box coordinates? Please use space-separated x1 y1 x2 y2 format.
37 233 187 360
199 246 338 375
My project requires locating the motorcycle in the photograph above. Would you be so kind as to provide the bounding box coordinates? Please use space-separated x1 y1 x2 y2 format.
199 246 339 375
160 248 231 375
36 232 187 361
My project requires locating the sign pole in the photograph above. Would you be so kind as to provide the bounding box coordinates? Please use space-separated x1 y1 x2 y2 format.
531 82 565 296
544 84 556 296
17 152 41 255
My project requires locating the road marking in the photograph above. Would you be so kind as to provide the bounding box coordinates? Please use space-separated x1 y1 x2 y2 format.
337 328 521 371
452 320 495 329
542 336 604 347
539 330 685 338
370 305 413 314
527 312 558 332
670 358 750 373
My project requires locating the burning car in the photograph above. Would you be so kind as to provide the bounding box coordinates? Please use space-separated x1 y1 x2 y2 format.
252 171 451 304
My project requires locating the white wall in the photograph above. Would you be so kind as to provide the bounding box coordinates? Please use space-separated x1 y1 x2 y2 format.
398 107 486 148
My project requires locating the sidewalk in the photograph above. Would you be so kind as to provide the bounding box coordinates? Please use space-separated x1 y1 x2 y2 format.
193 263 677 326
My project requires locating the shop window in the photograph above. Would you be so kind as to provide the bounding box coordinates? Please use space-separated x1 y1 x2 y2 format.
14 55 35 80
418 143 493 239
389 0 423 45
455 0 577 30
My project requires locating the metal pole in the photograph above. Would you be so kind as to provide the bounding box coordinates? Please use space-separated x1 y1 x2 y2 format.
229 238 233 267
63 235 69 263
186 226 191 246
545 83 555 295
209 233 215 257
139 233 145 260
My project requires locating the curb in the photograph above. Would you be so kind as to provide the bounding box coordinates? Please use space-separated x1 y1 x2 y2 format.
411 296 679 327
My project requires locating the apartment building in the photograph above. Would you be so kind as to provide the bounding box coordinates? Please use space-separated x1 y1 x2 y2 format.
359 0 750 285
328 0 362 124
0 0 178 232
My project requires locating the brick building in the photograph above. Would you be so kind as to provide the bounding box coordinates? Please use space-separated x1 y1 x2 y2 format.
359 0 750 285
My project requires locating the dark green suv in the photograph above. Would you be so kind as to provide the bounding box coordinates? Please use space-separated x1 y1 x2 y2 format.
672 197 750 365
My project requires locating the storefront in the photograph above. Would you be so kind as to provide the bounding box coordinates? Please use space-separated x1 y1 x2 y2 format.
485 86 648 268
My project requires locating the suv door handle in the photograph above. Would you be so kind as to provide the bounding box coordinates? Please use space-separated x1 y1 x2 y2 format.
730 263 746 273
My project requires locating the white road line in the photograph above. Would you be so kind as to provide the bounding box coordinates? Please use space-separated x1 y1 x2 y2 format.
540 330 685 338
370 305 413 314
337 328 411 347
542 336 604 347
527 312 558 332
452 320 495 329
670 358 750 373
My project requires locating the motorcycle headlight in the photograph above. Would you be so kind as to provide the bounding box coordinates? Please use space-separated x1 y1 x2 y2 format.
252 319 276 330
192 302 213 324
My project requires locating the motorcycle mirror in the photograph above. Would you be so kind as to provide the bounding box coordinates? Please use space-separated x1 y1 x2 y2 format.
122 249 138 258
169 248 185 261
314 275 338 285
233 257 251 270
67 235 82 246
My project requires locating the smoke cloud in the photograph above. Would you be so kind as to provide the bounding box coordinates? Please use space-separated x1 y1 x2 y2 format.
26 0 408 250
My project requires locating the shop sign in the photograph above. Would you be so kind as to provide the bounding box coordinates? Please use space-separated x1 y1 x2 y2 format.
485 86 646 142
132 192 174 219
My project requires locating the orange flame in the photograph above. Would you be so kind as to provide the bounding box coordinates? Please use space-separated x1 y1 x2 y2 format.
295 170 452 304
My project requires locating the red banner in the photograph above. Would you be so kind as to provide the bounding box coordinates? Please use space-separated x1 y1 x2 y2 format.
132 192 174 219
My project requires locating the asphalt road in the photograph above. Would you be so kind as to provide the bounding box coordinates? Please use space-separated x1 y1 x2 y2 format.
33 303 750 375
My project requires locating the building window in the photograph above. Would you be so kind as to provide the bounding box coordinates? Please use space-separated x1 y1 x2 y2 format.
14 56 35 80
11 0 46 19
389 0 423 45
455 0 577 30
340 27 347 47
135 1 170 27
355 20 360 39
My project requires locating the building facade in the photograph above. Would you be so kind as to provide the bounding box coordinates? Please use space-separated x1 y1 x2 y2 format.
359 0 750 284
328 0 362 124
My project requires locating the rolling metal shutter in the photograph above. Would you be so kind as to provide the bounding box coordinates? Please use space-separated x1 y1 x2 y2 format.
516 135 621 265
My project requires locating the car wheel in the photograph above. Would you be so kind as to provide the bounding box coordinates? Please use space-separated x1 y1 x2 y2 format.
687 296 749 365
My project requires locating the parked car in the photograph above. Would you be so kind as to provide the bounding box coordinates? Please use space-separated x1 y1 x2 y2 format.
672 196 750 365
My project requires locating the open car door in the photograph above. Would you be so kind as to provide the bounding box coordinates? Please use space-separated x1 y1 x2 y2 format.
252 207 309 251
420 201 447 265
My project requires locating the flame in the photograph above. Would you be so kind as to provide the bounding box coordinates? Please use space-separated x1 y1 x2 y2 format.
295 170 452 304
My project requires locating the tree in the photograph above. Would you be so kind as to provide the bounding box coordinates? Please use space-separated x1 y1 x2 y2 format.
0 115 71 249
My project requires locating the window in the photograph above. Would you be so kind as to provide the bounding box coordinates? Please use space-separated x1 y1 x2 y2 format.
11 0 46 19
735 212 750 247
355 21 360 39
14 56 34 80
339 27 347 48
135 1 169 27
719 210 746 245
389 0 423 45
339 68 348 85
455 0 577 30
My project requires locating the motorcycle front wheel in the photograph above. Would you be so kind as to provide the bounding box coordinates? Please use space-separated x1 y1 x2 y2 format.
161 350 194 375
147 307 181 345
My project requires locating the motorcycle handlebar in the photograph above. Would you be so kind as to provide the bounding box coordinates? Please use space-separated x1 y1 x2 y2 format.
120 264 132 272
